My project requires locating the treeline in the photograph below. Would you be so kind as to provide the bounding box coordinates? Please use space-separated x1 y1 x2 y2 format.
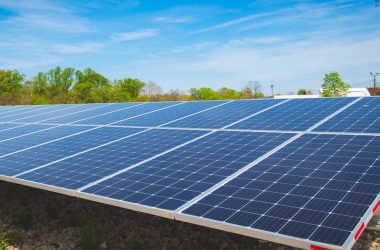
0 67 266 105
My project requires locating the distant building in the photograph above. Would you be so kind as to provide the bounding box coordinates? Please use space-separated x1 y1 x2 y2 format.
367 87 378 96
274 88 372 99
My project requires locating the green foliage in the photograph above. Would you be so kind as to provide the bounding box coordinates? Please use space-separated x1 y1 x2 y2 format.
189 87 218 100
321 72 351 97
0 66 273 104
4 231 25 247
13 211 33 230
297 88 307 95
217 87 240 99
77 225 102 250
0 69 24 104
115 78 145 98
0 234 10 250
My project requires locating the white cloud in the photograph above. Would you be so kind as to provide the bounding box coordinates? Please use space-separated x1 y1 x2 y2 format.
153 16 194 23
3 14 90 32
54 42 104 54
0 0 67 12
111 29 158 42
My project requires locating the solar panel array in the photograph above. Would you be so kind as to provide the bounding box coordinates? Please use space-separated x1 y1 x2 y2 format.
0 97 379 250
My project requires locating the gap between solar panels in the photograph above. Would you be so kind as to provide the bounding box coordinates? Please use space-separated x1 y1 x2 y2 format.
0 97 378 250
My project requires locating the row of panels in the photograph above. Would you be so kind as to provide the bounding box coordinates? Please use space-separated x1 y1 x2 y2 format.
1 97 379 133
0 127 378 249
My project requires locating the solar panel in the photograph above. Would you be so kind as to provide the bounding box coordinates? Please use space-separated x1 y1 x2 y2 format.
230 98 355 131
0 97 378 250
79 131 293 210
0 127 144 176
163 99 284 129
12 104 103 123
15 129 207 189
73 102 181 125
114 101 227 127
0 124 53 141
178 133 380 249
314 97 380 133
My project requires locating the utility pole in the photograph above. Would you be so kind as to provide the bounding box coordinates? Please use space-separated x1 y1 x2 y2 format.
370 72 379 89
270 84 274 97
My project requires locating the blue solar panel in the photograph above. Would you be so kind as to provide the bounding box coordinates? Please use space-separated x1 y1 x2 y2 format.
230 98 355 131
79 132 293 210
182 133 380 247
163 99 283 129
0 123 26 131
15 129 207 189
12 104 99 123
314 97 380 133
42 103 141 124
0 125 91 157
0 97 379 250
0 105 59 122
0 127 144 176
0 124 53 141
74 102 180 125
114 101 226 127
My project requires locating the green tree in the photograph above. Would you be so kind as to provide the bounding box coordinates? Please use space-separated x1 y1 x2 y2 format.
297 88 307 95
73 68 111 103
189 87 217 100
217 87 240 99
114 78 145 99
47 66 75 102
0 69 24 104
321 72 351 97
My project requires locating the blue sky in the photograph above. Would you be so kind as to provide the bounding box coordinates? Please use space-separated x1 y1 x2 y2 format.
0 0 379 95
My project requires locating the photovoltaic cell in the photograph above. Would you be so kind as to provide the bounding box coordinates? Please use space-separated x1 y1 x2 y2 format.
42 103 139 124
0 123 26 131
16 129 206 189
230 98 355 131
0 127 143 176
314 97 380 133
0 125 91 156
163 99 282 129
12 104 99 123
80 131 293 210
182 133 380 247
0 105 59 122
0 124 53 141
114 101 226 127
74 102 180 125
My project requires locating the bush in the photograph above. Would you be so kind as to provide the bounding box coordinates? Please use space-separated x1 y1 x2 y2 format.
0 234 9 250
4 231 25 246
13 211 33 230
77 225 102 250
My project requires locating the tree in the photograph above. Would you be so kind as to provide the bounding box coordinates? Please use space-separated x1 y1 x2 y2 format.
115 78 145 99
217 87 240 99
73 68 111 103
189 87 217 100
321 72 351 97
142 81 162 101
0 69 24 104
297 89 307 95
47 66 75 102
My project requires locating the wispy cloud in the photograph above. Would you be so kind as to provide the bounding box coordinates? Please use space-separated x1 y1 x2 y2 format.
0 0 91 33
3 14 90 32
54 42 104 54
191 10 283 34
153 16 194 23
191 2 357 34
0 0 67 12
111 29 158 42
